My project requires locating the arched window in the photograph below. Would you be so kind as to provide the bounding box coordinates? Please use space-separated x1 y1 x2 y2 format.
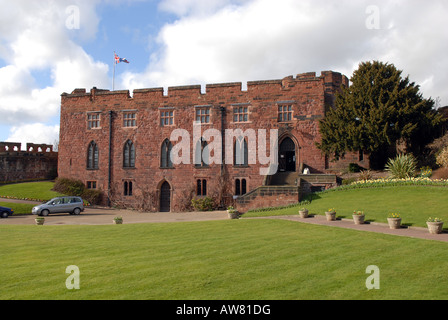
123 140 135 168
197 179 207 196
161 139 173 168
87 141 99 169
235 178 247 196
234 137 248 166
195 138 209 167
124 181 133 196
242 178 247 195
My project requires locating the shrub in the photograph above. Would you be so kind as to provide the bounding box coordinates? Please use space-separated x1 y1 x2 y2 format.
358 169 373 181
191 197 214 211
419 166 432 178
348 163 361 173
342 178 356 185
385 154 417 179
81 189 103 205
53 178 85 195
53 177 102 205
436 146 448 168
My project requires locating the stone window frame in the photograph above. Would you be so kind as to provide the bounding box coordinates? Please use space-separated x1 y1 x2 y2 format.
232 104 250 123
87 141 99 170
160 139 174 168
234 136 249 167
196 179 207 196
159 108 175 127
87 112 101 130
194 137 209 168
124 180 133 196
123 140 136 168
86 181 97 189
122 110 137 128
194 105 211 124
235 178 248 196
277 101 295 123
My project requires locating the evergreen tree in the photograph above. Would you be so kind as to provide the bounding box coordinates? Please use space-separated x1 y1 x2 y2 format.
317 61 443 169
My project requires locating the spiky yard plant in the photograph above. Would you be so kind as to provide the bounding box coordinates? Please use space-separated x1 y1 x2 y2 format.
385 153 417 179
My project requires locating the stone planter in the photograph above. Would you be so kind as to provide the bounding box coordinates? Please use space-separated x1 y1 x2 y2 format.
35 218 45 225
299 209 309 218
387 218 402 229
113 219 123 224
427 221 443 234
325 211 336 221
353 214 365 225
227 211 239 219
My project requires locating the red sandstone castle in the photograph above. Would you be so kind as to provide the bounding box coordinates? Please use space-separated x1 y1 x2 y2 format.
58 71 368 212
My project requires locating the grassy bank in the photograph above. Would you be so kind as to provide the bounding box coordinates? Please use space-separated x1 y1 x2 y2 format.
0 181 64 215
0 181 64 202
244 185 448 228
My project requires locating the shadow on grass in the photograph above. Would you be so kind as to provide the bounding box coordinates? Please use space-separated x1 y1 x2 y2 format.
402 222 415 227
303 193 322 203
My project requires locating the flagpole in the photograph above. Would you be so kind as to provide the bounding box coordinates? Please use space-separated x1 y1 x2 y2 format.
112 51 116 91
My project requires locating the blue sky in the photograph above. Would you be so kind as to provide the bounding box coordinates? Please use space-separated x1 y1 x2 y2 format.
0 0 447 148
83 1 173 80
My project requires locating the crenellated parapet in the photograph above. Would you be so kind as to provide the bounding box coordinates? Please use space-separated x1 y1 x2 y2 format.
26 143 54 153
0 142 21 152
0 142 56 154
61 71 348 104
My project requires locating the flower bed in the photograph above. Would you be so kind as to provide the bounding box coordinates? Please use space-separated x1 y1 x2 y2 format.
334 177 448 192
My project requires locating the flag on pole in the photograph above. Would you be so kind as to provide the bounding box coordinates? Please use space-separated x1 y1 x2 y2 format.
114 53 130 64
113 52 130 91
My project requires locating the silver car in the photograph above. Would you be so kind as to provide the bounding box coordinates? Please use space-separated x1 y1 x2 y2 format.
32 196 84 216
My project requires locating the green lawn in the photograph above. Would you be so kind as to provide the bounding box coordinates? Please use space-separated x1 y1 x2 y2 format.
1 181 447 299
0 181 64 215
0 181 64 201
0 219 447 300
244 186 448 228
0 202 35 215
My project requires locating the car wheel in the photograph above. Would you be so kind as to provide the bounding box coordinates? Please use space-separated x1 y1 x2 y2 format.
73 208 81 215
41 209 49 216
0 211 8 218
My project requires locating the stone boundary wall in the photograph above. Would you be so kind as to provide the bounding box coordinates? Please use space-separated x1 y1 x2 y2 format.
0 142 58 183
235 185 299 213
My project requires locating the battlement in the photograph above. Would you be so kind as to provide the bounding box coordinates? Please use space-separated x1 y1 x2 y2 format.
0 142 58 183
0 142 55 153
61 71 348 101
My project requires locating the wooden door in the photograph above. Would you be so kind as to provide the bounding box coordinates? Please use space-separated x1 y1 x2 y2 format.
160 182 171 212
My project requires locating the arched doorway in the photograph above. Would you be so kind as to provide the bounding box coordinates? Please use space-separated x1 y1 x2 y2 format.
279 137 296 172
160 181 171 212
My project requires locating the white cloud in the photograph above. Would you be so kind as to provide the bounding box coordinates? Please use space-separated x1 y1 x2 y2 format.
6 123 60 149
158 0 248 17
2 0 448 146
124 0 448 107
0 0 108 134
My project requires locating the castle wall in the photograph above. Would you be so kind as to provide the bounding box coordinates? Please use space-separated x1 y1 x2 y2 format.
0 142 58 183
58 71 362 211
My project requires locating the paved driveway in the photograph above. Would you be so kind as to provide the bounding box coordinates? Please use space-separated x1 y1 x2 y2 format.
1 199 447 243
0 206 230 225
